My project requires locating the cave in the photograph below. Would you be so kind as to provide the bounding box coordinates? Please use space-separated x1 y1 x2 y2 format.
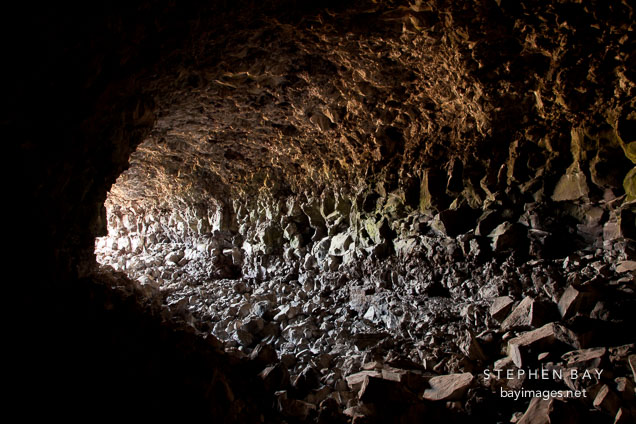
10 1 636 423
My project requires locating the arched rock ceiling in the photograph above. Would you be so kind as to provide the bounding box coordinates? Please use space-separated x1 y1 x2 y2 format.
110 0 635 208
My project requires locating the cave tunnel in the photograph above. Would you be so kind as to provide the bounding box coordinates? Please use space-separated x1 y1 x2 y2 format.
8 0 636 422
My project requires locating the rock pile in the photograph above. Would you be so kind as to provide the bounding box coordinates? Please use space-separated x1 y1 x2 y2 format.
96 189 635 423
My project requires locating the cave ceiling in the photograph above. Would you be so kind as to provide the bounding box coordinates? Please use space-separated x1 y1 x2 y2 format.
109 0 635 211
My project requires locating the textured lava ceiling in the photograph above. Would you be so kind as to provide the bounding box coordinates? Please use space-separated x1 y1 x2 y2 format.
108 0 635 211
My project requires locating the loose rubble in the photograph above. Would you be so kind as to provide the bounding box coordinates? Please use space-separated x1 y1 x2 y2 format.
94 187 636 423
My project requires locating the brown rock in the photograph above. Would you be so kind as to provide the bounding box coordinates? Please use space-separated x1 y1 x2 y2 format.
461 331 488 362
489 222 528 252
379 366 428 393
249 342 278 366
517 397 579 424
343 403 377 420
629 354 636 382
603 221 622 242
490 296 514 322
475 210 501 237
614 377 635 400
345 370 381 391
501 296 534 331
358 375 415 404
501 296 550 331
557 285 597 319
422 372 473 401
490 356 525 390
293 366 321 394
259 363 290 392
561 347 606 368
419 168 448 212
306 386 331 405
508 323 581 368
616 260 636 273
593 384 620 417
361 361 382 370
614 408 634 424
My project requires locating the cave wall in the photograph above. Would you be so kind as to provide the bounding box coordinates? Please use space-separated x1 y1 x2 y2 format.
101 0 636 281
8 0 636 421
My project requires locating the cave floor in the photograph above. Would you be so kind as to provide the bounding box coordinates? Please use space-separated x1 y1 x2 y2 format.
95 237 636 423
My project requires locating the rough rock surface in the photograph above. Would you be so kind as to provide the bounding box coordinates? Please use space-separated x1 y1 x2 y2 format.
9 0 636 422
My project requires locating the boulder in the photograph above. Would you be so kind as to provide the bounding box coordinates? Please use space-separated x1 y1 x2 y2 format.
431 208 477 237
489 222 528 252
561 347 606 368
593 385 620 417
508 323 581 367
517 397 580 424
490 296 514 322
551 163 589 201
328 233 353 256
358 375 415 403
500 296 551 331
422 372 473 401
557 285 598 319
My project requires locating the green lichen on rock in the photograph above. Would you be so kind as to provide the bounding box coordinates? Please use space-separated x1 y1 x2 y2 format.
624 141 636 164
624 167 636 202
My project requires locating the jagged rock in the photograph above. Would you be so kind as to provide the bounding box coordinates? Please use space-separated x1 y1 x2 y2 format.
500 296 549 331
593 385 621 417
379 366 427 392
259 363 290 392
614 408 635 424
346 370 382 391
561 347 606 368
343 403 377 421
624 167 636 201
241 316 265 335
293 366 321 395
508 323 581 368
557 285 597 319
165 250 184 264
490 296 515 322
233 329 254 347
475 210 501 237
616 261 636 273
422 372 473 401
304 386 331 407
18 0 636 422
489 222 528 252
517 397 580 424
551 163 590 202
351 333 388 350
316 397 347 424
250 343 278 366
615 377 635 400
460 331 488 362
419 169 448 211
431 208 477 237
252 300 272 318
329 233 353 256
358 375 415 404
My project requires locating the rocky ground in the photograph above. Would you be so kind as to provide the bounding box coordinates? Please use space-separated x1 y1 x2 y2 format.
10 0 636 422
95 194 636 423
